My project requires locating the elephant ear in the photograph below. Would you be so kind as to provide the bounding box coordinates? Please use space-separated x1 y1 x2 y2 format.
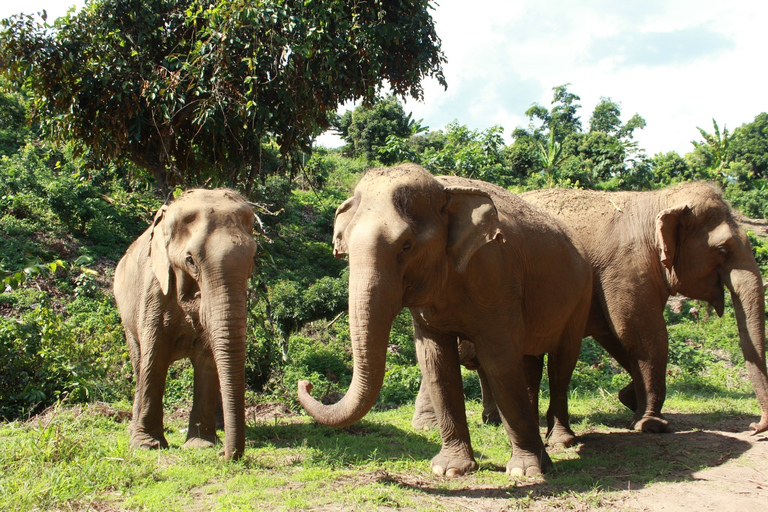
149 205 173 296
333 196 357 258
443 186 505 274
655 203 690 293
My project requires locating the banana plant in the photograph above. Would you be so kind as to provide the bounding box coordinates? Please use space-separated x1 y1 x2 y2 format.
536 126 564 188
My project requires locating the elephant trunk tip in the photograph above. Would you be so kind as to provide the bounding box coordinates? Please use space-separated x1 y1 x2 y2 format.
298 380 314 397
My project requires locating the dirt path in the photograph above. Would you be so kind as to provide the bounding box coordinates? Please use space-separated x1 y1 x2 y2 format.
620 429 767 512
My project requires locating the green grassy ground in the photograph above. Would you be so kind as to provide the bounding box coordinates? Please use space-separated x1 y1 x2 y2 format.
1 387 762 511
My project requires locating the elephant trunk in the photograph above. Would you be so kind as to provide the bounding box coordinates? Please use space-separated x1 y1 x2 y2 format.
204 277 248 459
724 262 768 434
299 251 399 427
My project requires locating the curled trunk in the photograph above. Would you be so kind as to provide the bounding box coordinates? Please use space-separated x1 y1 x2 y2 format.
299 260 398 427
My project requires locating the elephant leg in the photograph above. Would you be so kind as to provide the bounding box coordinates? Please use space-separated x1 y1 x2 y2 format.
414 322 477 477
592 331 638 411
130 336 172 450
523 355 544 421
184 346 222 450
125 330 142 436
628 345 670 433
477 340 552 476
477 367 501 426
544 336 581 448
411 373 439 430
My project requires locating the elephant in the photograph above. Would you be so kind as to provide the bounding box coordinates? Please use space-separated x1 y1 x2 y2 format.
412 338 502 428
297 163 592 477
114 188 257 460
516 182 768 434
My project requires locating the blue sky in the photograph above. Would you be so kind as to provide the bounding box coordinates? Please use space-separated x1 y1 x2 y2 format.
3 0 766 156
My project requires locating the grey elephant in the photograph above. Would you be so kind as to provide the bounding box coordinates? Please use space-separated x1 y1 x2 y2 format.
412 338 502 428
297 164 592 477
523 183 768 434
419 183 768 435
114 188 257 460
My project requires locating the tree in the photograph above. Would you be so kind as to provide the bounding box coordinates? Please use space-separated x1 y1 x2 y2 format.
335 95 414 163
0 0 446 194
589 97 622 135
691 118 731 183
535 127 564 188
729 113 768 179
526 84 582 142
651 151 693 185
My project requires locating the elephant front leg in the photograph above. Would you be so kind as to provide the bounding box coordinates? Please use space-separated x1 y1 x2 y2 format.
184 348 222 450
478 348 552 476
130 339 172 450
414 323 477 477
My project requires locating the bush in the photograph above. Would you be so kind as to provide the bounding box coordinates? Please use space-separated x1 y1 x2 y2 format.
0 300 125 420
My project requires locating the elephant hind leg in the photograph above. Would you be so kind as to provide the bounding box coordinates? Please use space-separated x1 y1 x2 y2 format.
544 330 582 448
412 375 439 430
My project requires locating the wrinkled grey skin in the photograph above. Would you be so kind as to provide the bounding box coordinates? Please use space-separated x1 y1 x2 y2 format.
412 338 501 428
419 183 768 436
520 183 768 435
114 189 257 460
298 164 592 477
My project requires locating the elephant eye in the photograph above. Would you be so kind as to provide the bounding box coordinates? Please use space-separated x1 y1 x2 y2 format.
185 254 197 269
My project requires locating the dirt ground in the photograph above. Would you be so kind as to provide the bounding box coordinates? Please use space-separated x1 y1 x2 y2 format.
411 416 768 512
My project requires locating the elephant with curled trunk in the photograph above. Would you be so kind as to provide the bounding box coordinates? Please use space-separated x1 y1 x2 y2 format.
520 183 768 434
298 164 592 477
114 188 257 460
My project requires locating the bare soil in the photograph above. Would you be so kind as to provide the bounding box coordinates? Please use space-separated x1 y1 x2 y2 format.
329 414 768 512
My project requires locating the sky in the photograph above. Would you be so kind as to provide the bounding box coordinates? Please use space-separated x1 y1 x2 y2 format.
2 0 766 157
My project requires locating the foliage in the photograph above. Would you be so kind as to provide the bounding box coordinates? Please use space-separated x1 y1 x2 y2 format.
691 118 731 184
0 293 128 420
0 0 445 193
729 112 768 179
0 84 29 157
334 95 414 164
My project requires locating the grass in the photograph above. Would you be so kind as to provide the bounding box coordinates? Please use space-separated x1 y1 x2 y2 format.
0 383 763 512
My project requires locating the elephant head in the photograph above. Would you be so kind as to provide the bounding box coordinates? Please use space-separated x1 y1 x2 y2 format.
658 182 768 433
298 164 503 427
150 189 257 458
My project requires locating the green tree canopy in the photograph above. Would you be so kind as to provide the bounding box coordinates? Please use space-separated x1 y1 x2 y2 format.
730 113 768 179
334 95 414 163
0 0 446 194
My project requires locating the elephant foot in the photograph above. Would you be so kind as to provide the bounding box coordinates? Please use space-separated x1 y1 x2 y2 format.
618 383 638 412
430 448 478 477
183 435 220 450
130 432 168 450
411 411 439 430
631 414 671 433
482 408 502 426
749 417 768 435
546 426 577 448
506 450 553 477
